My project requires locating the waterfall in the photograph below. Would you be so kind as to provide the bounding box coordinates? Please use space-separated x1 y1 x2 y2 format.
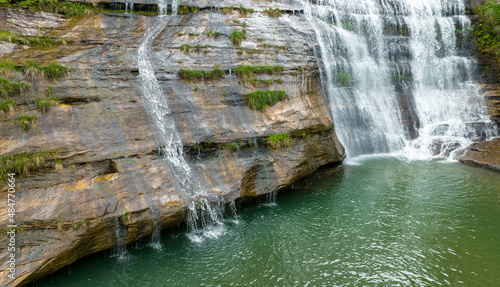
137 0 227 244
112 218 129 260
301 0 497 159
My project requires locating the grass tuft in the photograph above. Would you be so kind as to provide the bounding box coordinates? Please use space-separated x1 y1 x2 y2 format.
179 68 225 81
13 114 37 131
0 60 18 77
247 90 288 111
267 133 291 149
0 30 59 46
42 63 69 80
22 61 43 78
230 30 246 46
234 65 284 79
225 142 239 151
0 77 30 98
36 96 59 112
0 98 15 114
0 149 59 186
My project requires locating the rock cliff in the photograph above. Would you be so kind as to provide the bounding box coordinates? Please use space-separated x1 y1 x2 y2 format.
0 4 344 286
461 1 500 171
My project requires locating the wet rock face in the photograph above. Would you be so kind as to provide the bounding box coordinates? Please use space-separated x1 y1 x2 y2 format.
0 5 344 286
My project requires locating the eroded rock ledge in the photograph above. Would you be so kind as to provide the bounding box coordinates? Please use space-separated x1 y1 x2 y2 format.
0 6 344 286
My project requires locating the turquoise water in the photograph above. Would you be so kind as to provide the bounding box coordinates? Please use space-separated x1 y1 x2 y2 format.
35 158 500 286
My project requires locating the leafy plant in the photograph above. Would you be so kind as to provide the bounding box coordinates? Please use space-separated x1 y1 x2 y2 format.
247 90 289 111
230 30 246 46
473 2 500 62
267 133 291 149
225 142 239 151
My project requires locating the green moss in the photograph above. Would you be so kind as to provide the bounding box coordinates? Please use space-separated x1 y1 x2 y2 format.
473 2 500 62
214 32 221 38
179 68 225 81
0 98 15 114
0 149 59 186
247 90 288 111
234 65 284 79
0 30 60 46
230 30 246 46
13 114 37 130
264 8 283 17
267 133 291 149
0 77 30 98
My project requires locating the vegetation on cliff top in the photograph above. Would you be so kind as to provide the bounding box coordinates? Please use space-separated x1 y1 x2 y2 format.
473 1 500 62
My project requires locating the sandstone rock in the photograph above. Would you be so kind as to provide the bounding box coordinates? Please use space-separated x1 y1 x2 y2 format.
460 138 500 172
0 7 344 286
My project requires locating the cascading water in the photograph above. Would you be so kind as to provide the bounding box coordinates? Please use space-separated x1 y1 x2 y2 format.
300 0 497 159
137 0 227 244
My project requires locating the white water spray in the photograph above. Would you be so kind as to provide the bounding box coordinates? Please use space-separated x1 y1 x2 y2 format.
301 0 497 160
